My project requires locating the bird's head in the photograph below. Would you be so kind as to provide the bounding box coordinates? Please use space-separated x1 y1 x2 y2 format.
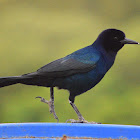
97 29 139 52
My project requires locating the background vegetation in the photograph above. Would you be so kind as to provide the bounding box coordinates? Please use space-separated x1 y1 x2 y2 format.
0 0 140 125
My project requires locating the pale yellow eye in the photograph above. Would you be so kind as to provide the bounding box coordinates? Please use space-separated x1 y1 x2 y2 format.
114 37 118 40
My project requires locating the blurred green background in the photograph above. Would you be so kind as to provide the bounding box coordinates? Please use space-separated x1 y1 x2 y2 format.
0 0 140 125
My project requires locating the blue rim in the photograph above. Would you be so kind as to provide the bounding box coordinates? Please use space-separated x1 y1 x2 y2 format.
0 123 140 139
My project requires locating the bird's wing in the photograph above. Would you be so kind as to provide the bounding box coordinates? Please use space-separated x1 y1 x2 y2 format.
35 53 100 78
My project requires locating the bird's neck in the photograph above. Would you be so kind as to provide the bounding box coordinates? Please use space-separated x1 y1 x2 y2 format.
92 40 117 69
93 40 117 56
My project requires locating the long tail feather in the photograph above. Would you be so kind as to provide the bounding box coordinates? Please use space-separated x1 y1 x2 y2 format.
0 76 23 88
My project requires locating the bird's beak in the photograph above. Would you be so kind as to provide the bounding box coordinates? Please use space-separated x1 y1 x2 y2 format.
120 38 139 45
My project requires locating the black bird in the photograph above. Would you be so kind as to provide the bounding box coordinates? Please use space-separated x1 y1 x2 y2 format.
0 29 139 123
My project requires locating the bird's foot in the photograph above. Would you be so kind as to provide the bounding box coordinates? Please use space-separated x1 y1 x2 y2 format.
66 119 100 124
35 96 59 122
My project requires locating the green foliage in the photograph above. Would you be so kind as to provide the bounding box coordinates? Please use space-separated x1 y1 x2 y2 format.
0 0 140 125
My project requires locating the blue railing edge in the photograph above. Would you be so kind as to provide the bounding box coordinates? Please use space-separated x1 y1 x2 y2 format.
0 123 140 139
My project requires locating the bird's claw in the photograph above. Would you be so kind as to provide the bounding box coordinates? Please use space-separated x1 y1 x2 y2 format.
35 96 59 122
66 119 87 123
66 119 100 124
35 96 48 103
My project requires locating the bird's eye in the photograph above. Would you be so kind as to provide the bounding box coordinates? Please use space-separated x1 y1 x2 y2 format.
114 37 118 40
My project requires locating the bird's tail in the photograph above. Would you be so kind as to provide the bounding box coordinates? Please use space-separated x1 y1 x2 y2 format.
0 76 27 88
0 72 53 88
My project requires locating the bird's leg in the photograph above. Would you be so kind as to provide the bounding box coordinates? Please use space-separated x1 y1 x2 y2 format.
66 96 99 124
66 100 88 123
35 87 59 122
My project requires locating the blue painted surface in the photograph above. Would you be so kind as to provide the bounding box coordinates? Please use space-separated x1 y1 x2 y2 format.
0 139 87 140
0 123 140 139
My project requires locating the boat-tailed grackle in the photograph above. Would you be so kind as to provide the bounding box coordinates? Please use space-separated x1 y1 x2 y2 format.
0 29 139 123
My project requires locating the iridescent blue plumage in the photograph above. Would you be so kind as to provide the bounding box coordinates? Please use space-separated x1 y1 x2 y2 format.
54 43 115 96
